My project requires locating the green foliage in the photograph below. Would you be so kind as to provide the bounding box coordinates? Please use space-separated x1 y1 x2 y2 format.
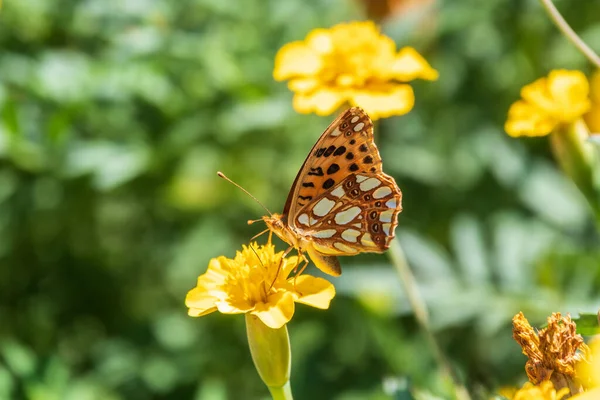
1 0 599 399
574 313 600 336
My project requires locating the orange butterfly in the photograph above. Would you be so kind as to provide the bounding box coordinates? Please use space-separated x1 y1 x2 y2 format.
258 107 403 276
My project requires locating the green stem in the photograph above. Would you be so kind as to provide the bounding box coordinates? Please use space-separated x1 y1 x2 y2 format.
269 382 294 400
549 120 600 234
388 238 472 400
538 0 600 69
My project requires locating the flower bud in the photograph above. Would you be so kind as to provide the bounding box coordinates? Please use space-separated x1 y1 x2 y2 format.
245 314 292 393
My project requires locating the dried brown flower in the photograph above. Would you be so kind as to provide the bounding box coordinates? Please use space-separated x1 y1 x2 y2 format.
512 312 589 396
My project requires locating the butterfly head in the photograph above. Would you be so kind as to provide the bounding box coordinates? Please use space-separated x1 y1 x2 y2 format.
261 213 299 248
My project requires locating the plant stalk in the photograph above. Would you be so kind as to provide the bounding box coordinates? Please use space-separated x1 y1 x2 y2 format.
539 0 600 69
388 238 471 400
268 382 294 400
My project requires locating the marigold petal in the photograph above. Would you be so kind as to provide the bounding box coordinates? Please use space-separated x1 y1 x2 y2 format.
291 275 335 309
521 70 591 125
293 89 347 116
505 100 556 137
305 29 334 54
390 47 439 81
202 257 230 284
185 257 231 316
586 111 600 134
251 291 295 329
349 84 415 120
547 70 591 121
273 42 322 81
510 381 569 400
187 307 217 317
590 70 600 103
185 286 220 317
584 70 600 133
577 338 600 387
280 255 300 279
521 78 555 113
572 387 600 400
288 78 321 94
215 299 253 314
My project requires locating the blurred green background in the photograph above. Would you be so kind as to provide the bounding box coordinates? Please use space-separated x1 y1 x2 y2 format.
1 0 600 399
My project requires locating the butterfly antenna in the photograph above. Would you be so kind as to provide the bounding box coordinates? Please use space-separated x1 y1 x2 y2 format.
217 171 272 216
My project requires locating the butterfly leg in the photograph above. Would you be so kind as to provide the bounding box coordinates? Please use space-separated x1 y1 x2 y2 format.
249 228 270 242
268 245 295 290
291 251 310 292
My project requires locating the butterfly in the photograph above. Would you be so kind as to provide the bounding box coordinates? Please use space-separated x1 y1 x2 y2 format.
260 107 403 276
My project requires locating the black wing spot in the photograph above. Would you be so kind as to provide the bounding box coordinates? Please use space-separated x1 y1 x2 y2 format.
372 223 380 232
349 163 359 172
315 148 326 157
302 182 314 188
346 152 354 160
370 167 376 172
344 130 352 137
359 144 368 152
350 139 356 145
364 194 371 201
333 146 346 156
375 201 382 207
299 195 312 200
327 164 340 175
323 145 336 157
363 156 373 164
322 178 335 189
345 180 353 188
369 211 377 219
308 167 324 176
351 188 359 196
341 122 349 129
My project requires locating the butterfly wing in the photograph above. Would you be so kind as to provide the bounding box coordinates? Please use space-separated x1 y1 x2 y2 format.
283 107 385 218
282 107 402 275
297 173 402 255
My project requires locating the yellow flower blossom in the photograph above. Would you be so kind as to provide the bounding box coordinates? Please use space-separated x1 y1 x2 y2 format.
505 70 591 137
568 337 600 400
577 337 600 389
273 21 438 120
185 242 335 329
506 381 569 400
584 70 600 133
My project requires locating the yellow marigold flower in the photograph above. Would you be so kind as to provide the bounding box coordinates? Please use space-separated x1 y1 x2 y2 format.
506 381 569 400
577 337 600 389
505 70 591 137
584 70 600 133
273 21 438 120
512 312 588 395
185 242 335 329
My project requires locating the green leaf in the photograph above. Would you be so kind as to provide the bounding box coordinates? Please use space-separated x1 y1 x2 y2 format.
574 312 600 336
